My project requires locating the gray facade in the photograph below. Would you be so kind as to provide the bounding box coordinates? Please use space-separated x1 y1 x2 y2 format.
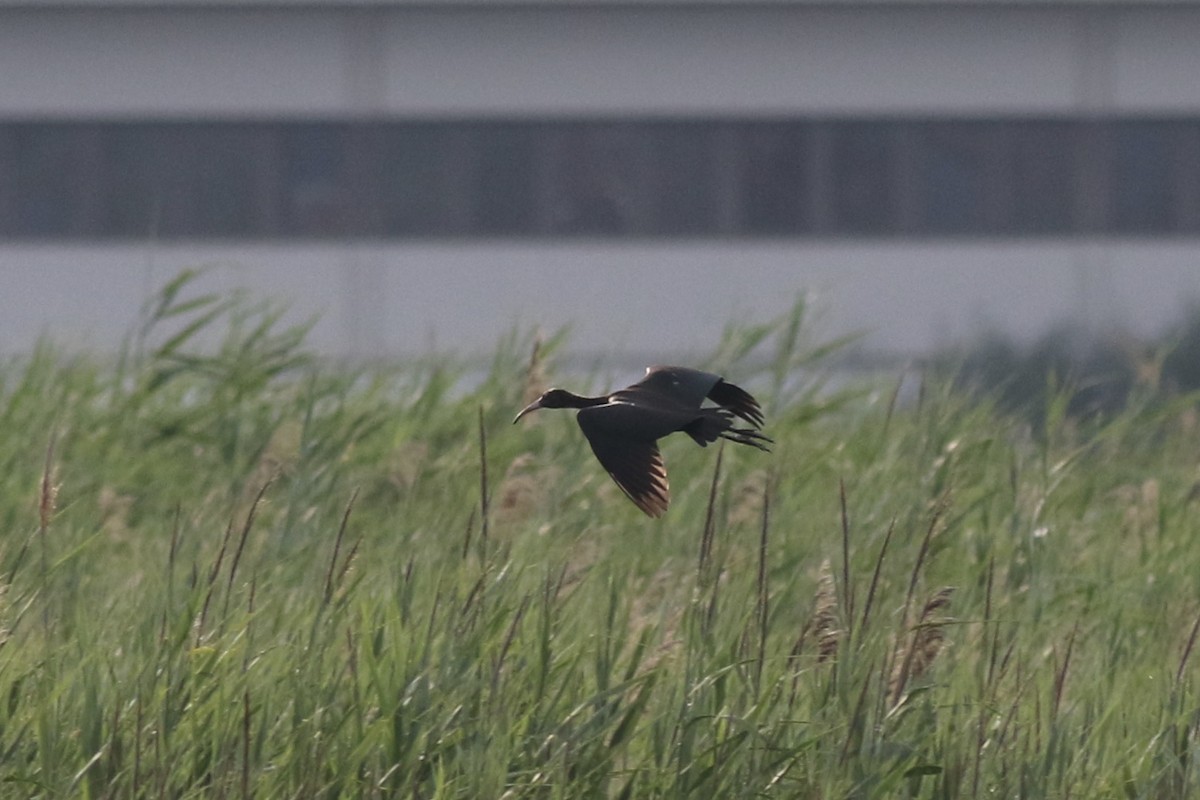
2 1 1199 358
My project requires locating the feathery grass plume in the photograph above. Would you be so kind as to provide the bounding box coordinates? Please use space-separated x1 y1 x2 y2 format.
522 331 549 407
38 434 59 534
555 536 602 598
36 432 60 641
495 453 554 524
97 485 134 542
626 564 684 674
728 468 768 528
890 586 954 705
792 558 841 664
387 440 429 492
1117 478 1161 540
889 492 948 698
254 417 302 482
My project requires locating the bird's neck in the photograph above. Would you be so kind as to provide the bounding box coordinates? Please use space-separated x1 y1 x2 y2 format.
562 391 609 409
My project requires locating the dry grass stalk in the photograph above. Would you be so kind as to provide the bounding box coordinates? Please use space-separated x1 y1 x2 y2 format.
753 478 771 693
697 444 724 581
1177 611 1200 688
890 586 955 705
0 582 10 651
859 520 894 633
478 405 490 551
839 479 853 636
324 488 360 606
196 518 236 646
838 659 876 765
1051 622 1078 723
491 595 531 692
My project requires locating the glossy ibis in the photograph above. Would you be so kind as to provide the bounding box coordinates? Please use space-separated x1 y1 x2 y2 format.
513 366 771 517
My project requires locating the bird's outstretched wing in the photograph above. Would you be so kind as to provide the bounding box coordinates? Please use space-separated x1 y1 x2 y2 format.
706 379 765 429
577 410 670 517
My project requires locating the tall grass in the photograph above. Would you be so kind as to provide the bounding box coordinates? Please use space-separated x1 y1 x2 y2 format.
0 273 1198 798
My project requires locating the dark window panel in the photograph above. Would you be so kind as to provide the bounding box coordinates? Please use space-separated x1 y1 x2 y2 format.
1074 122 1113 234
475 122 537 235
1176 123 1200 234
377 124 474 236
1111 121 1181 234
740 121 809 235
542 122 655 236
107 124 161 237
107 123 267 238
12 124 87 236
916 121 999 235
341 124 386 237
0 128 14 235
653 122 722 235
248 125 284 238
829 122 897 234
5 116 1200 240
1009 121 1077 234
440 126 482 235
194 124 272 237
282 124 349 236
708 124 743 234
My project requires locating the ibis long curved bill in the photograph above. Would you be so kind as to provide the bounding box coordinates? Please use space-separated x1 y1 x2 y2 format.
512 396 547 424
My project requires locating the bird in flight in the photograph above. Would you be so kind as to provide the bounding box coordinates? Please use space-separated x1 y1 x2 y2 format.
513 366 771 517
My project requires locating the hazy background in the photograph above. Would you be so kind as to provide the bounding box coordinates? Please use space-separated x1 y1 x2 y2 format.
3 0 1199 364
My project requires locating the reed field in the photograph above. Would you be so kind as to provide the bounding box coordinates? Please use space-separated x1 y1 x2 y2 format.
1 271 1198 798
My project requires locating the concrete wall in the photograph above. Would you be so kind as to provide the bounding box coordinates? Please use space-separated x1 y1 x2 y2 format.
5 240 1199 360
2 2 1199 358
3 4 1200 117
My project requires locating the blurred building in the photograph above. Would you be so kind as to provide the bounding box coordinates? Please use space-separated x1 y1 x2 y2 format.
2 0 1200 358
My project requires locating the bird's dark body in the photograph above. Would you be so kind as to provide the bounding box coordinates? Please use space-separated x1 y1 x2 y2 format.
514 366 771 517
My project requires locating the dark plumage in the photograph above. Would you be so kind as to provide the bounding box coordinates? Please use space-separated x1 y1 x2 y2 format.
513 366 771 517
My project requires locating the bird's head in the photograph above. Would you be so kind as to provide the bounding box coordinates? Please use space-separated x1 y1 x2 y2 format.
512 388 576 423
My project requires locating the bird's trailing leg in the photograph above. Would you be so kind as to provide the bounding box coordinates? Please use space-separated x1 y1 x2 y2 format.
721 427 772 452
